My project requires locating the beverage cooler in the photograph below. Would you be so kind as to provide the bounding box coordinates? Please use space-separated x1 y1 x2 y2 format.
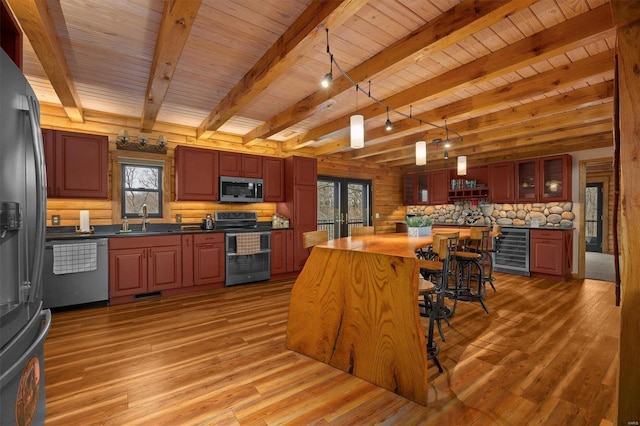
1 50 51 425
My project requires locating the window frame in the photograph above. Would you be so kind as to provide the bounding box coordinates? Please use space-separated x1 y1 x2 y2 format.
119 159 165 219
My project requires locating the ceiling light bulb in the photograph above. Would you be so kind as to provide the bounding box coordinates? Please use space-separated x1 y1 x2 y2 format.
444 151 449 160
321 72 332 88
444 138 451 149
385 119 393 131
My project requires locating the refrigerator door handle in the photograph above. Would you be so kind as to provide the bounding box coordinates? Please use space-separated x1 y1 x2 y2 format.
0 309 51 388
24 95 47 303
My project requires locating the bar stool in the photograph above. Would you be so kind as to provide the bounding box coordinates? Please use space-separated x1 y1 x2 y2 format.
350 226 375 236
451 227 490 314
418 277 442 373
417 232 459 342
467 225 500 293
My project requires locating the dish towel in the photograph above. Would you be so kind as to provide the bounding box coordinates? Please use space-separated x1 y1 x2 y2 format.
235 233 262 255
53 242 97 275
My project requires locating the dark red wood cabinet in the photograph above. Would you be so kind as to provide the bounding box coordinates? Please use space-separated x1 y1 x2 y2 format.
271 229 294 275
175 145 219 201
402 173 429 205
429 169 450 205
218 151 263 178
1 0 23 69
278 156 317 271
192 233 225 286
516 154 572 203
43 129 109 199
263 157 285 202
109 235 182 298
488 161 515 203
530 229 573 281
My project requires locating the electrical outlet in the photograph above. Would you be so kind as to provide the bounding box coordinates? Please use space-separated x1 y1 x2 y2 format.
175 214 182 223
52 215 60 226
375 213 379 219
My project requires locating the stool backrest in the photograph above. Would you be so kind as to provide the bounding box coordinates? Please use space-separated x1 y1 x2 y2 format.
468 227 491 252
351 226 375 236
302 230 328 249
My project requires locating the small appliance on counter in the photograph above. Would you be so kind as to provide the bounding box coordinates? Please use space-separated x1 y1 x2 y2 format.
202 213 213 230
271 213 289 229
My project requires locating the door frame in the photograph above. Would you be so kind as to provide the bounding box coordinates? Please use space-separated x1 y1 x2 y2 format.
317 175 372 239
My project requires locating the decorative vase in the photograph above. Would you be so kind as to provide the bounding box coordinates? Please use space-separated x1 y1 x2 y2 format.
408 226 432 237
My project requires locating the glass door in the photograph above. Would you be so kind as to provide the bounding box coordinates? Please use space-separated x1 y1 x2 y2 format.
317 176 372 239
585 182 603 252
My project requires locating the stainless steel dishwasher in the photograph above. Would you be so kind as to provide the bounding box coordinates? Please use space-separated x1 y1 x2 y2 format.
43 238 109 309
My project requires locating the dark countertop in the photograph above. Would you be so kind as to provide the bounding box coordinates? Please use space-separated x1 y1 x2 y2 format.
46 222 285 240
397 222 574 230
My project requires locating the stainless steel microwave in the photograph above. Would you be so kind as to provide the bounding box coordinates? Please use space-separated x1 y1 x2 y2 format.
219 176 263 203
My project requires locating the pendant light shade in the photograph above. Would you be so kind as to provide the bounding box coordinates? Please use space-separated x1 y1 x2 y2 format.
415 141 427 166
457 155 467 176
350 114 364 149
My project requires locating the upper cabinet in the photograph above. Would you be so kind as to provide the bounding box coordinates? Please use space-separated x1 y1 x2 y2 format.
403 173 428 205
429 169 450 205
175 146 219 201
263 157 284 202
218 151 263 178
1 0 22 69
43 129 109 199
488 162 515 203
516 154 572 203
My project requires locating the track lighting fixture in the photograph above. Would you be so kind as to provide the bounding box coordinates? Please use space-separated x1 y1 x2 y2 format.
385 107 393 131
321 54 333 88
444 120 452 148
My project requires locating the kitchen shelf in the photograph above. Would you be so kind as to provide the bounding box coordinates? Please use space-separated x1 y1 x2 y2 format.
448 188 489 200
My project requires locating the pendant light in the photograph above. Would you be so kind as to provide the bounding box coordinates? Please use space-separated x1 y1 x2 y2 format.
415 141 427 165
385 106 393 131
457 155 467 175
350 85 364 149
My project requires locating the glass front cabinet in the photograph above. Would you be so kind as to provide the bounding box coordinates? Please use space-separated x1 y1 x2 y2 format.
516 154 572 203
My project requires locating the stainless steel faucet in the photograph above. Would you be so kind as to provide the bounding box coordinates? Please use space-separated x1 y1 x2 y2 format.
141 204 149 231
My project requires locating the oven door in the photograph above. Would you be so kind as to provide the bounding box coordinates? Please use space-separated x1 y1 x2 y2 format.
225 232 271 286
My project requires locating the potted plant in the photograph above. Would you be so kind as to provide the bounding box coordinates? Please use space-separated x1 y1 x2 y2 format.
404 215 433 237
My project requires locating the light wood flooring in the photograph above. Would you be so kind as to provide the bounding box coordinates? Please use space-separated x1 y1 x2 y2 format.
43 273 619 425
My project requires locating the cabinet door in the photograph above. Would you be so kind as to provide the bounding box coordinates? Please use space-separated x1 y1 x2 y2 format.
218 151 242 177
403 174 416 205
54 131 109 198
242 154 263 178
148 246 182 291
194 243 225 285
109 248 147 297
293 156 317 186
271 230 287 275
175 146 219 201
530 236 563 275
182 235 194 287
515 159 538 202
263 157 284 202
489 162 515 203
42 129 55 198
292 185 317 271
540 154 572 202
430 169 450 204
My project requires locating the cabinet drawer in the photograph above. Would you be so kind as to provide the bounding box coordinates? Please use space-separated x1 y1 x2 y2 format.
530 229 562 240
194 233 224 245
109 235 182 250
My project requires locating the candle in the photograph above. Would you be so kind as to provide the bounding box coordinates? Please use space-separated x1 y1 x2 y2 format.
80 210 90 232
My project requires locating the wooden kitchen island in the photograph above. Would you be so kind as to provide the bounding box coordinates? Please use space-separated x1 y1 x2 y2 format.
285 229 469 406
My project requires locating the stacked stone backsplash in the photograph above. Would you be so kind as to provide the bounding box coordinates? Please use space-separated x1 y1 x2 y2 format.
407 201 575 228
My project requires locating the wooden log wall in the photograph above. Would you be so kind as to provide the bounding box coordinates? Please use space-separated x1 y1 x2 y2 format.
41 104 406 232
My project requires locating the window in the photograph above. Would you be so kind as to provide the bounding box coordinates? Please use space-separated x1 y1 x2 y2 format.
121 164 163 218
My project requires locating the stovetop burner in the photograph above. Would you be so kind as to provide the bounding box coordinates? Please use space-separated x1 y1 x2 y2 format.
214 211 270 232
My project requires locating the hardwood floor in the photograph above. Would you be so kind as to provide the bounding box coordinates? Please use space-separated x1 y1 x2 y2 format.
43 273 619 425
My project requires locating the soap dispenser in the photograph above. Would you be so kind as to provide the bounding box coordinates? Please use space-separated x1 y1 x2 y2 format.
122 216 129 232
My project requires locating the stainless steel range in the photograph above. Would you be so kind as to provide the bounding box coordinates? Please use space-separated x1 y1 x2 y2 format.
214 212 271 286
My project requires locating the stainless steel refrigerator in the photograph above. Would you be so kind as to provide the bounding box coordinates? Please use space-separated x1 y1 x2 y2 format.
0 49 51 425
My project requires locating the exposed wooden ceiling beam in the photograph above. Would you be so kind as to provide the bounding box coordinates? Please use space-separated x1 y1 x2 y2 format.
196 0 367 141
287 4 614 152
313 49 614 156
140 0 201 132
346 81 614 160
242 0 539 144
7 0 84 123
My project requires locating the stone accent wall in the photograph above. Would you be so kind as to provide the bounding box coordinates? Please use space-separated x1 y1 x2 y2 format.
407 201 575 228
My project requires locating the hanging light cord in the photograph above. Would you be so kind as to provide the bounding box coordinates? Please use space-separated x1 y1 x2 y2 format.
324 28 463 142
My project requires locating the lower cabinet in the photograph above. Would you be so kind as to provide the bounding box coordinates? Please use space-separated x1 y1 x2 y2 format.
271 229 294 275
530 229 573 281
193 234 225 285
109 235 182 298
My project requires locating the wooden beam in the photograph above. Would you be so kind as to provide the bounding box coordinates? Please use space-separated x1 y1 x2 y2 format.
287 5 615 152
314 49 614 156
611 0 640 423
140 0 201 132
243 0 539 144
7 0 84 122
196 0 367 141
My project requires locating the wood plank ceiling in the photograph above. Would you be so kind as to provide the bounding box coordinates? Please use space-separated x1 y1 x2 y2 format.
8 0 615 172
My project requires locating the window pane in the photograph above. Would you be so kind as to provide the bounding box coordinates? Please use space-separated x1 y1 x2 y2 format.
123 165 159 190
124 190 159 216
